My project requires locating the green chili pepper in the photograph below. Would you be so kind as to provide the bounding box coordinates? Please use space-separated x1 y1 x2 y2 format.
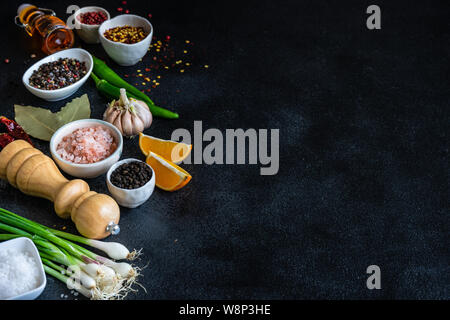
92 55 156 105
90 73 179 119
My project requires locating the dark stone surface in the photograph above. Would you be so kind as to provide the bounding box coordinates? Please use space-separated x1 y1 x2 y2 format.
0 0 449 299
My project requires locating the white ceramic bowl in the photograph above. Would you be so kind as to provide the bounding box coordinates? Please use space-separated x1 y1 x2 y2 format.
22 48 93 101
98 14 153 66
106 158 155 208
0 237 46 300
74 7 110 44
50 119 123 178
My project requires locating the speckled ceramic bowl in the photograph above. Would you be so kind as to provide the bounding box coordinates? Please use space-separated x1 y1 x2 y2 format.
106 158 155 208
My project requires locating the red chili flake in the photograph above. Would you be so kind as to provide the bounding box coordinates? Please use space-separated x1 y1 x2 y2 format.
0 133 14 150
122 1 127 4
145 68 150 72
148 13 152 18
124 74 129 78
4 59 10 63
166 35 171 40
125 9 130 14
117 7 123 12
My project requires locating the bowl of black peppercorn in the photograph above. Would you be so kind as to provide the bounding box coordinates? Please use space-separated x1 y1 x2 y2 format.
106 158 155 208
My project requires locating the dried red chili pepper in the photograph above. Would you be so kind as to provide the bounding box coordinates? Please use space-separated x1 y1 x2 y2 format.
0 116 33 146
0 133 15 150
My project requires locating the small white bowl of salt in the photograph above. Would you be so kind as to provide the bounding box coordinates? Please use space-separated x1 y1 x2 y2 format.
0 237 46 300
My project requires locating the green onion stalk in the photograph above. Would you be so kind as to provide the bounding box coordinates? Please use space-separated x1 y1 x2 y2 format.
0 208 143 300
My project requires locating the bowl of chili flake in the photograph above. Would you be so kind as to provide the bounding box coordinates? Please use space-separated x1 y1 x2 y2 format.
98 14 153 66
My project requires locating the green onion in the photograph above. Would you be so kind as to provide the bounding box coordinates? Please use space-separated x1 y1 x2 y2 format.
43 264 92 298
0 208 143 300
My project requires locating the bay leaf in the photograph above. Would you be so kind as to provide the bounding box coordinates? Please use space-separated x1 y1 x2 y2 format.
14 94 91 141
56 94 90 124
14 105 60 141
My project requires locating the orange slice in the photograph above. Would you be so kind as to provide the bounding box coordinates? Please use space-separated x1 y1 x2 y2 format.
146 152 192 191
139 133 192 164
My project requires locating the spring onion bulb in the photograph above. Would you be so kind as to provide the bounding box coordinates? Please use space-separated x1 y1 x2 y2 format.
47 228 137 260
43 264 92 299
81 263 102 278
95 256 135 279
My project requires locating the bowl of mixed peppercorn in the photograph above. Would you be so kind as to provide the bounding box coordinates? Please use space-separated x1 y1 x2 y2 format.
22 48 93 101
107 158 155 208
98 14 153 66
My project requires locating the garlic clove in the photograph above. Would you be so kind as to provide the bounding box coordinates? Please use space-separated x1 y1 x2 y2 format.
133 101 152 129
113 110 124 135
104 107 121 125
131 113 145 135
121 110 133 136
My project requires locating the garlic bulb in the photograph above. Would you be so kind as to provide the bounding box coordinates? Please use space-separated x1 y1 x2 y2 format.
103 88 152 137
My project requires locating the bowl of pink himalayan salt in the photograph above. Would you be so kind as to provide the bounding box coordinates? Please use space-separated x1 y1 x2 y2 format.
50 119 123 178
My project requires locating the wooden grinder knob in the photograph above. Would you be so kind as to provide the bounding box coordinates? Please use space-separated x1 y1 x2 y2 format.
0 140 120 239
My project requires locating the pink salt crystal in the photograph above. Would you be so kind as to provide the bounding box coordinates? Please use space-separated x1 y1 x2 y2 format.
56 126 117 164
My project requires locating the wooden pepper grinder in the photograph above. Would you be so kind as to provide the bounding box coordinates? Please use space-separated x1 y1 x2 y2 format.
0 140 120 239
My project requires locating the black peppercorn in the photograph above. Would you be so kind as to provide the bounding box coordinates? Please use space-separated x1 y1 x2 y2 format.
29 58 87 90
111 161 153 189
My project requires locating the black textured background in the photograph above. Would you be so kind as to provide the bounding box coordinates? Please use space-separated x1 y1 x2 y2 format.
0 0 449 299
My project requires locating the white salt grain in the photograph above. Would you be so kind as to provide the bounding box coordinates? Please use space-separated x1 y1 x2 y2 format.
0 249 40 299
